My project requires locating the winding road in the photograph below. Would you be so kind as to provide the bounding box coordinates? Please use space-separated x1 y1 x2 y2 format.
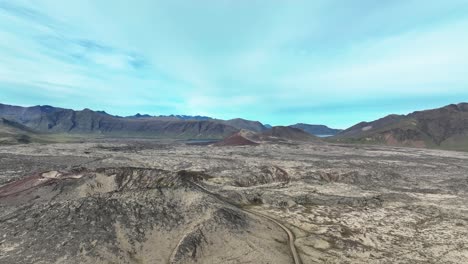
188 180 303 264
245 209 302 264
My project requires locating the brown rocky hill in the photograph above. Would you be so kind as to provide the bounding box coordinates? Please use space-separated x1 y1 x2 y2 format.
331 103 468 151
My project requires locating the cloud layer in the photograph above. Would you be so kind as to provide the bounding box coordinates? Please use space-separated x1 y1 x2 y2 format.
1 0 468 128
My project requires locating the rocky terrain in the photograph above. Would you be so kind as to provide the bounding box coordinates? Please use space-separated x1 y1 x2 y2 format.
1 138 468 263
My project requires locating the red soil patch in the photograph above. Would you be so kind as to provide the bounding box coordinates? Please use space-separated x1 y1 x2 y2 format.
0 171 84 198
0 173 48 198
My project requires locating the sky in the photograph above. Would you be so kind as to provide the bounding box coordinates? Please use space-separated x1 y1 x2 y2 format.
1 0 468 128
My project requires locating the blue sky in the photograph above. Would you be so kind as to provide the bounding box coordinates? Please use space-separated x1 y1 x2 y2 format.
1 0 468 128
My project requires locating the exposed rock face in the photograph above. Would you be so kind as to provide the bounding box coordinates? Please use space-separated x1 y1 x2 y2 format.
289 123 342 136
332 103 468 151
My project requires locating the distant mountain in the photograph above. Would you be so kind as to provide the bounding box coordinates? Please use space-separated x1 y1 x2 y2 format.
156 114 213 121
289 123 342 136
221 118 267 132
0 103 238 139
125 114 212 120
260 126 320 142
215 126 321 146
126 113 153 119
331 103 468 151
124 114 266 132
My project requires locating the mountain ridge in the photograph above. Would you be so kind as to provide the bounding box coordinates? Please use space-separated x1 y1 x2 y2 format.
0 103 237 139
331 103 468 151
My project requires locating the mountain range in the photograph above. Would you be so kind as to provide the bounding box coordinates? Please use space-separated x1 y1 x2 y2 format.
0 104 246 139
0 103 339 140
2 102 468 151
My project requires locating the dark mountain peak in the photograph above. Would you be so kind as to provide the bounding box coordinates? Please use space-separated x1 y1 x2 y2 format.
36 105 60 113
130 113 152 118
228 118 251 122
155 114 212 121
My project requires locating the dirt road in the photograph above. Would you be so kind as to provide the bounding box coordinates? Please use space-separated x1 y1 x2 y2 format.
189 181 302 264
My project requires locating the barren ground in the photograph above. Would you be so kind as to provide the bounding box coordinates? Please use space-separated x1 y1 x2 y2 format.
1 140 468 263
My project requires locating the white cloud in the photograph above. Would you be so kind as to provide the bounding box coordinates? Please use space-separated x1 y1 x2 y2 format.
1 0 467 126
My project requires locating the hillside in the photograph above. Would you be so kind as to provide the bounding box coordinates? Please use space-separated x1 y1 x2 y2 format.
331 103 468 151
0 118 49 144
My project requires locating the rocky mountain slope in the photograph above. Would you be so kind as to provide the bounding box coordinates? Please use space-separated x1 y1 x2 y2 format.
331 103 468 150
289 123 342 136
